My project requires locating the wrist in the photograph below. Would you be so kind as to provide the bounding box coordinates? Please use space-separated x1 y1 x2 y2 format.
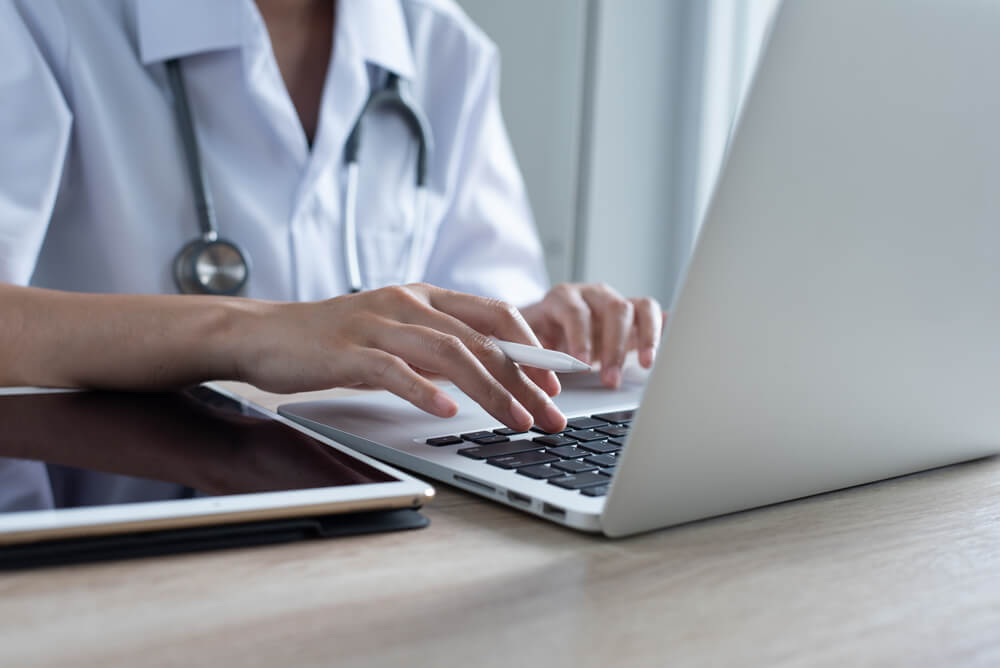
202 297 277 384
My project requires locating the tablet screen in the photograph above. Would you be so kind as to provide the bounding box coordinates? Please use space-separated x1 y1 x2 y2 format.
0 386 396 513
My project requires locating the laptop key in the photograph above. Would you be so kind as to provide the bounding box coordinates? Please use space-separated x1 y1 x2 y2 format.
493 427 527 436
461 430 497 441
566 417 609 430
458 440 542 460
608 438 626 447
598 467 616 477
552 459 599 474
563 429 606 442
591 409 635 424
584 454 618 468
549 472 609 490
533 435 578 447
579 441 619 455
487 450 559 469
581 485 610 497
595 425 629 438
517 464 566 480
546 446 591 459
471 434 510 445
425 435 463 447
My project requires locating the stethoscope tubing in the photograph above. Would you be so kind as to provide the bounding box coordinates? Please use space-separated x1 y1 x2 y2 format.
343 72 433 293
343 162 364 293
165 59 220 242
166 59 433 296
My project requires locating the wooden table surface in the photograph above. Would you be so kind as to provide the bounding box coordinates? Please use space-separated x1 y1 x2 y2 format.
2 382 1000 667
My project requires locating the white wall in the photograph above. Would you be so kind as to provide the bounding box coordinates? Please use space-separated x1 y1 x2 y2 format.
576 0 686 303
457 0 589 285
686 0 780 243
457 0 778 304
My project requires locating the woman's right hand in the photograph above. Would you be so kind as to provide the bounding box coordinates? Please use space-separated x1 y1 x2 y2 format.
234 283 567 433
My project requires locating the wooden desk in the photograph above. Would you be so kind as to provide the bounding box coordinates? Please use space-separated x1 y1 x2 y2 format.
2 383 1000 667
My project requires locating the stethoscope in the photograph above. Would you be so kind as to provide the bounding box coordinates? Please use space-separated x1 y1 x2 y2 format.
165 58 432 296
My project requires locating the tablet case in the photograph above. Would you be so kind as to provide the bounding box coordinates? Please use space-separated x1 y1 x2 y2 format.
0 508 428 570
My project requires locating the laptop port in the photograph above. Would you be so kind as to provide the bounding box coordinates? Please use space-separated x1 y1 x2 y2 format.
542 503 566 519
506 490 531 506
453 474 495 494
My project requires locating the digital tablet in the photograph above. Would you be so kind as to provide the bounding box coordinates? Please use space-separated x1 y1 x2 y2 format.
0 384 434 547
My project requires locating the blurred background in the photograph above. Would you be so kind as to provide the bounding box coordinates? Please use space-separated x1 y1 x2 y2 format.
457 0 779 305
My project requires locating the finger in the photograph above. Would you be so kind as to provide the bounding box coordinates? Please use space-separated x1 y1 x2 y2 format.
512 363 561 399
353 348 458 418
424 287 563 400
581 285 633 389
376 284 560 398
414 315 564 431
542 284 594 364
370 320 563 432
630 297 663 368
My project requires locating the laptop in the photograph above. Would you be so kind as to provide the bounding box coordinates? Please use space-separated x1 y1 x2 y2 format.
0 384 433 560
280 0 1000 537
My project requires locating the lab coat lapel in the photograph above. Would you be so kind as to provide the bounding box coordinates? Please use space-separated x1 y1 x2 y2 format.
240 4 311 169
240 0 369 218
298 16 369 215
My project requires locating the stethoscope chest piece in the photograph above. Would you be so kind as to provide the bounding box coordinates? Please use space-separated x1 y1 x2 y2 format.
173 235 250 296
166 58 250 296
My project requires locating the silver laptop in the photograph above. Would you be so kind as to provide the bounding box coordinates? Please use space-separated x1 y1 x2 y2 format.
281 0 1000 537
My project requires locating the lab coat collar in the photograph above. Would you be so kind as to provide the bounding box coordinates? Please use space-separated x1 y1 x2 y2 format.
136 0 244 64
340 0 416 81
137 0 416 80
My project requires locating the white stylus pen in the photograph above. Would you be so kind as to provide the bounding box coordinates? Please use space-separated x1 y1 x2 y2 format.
494 339 593 373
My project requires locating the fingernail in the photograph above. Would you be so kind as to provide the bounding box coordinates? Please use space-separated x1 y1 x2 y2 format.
603 366 622 388
511 399 534 430
544 401 566 431
432 392 457 417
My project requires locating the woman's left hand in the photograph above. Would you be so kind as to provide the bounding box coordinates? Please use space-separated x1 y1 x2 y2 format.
520 283 665 389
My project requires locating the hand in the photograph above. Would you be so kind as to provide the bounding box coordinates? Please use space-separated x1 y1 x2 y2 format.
234 284 566 432
520 283 664 388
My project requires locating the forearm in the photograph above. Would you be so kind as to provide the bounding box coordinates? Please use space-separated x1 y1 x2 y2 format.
0 284 255 389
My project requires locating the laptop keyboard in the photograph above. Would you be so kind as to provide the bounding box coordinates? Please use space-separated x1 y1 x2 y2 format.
425 409 637 498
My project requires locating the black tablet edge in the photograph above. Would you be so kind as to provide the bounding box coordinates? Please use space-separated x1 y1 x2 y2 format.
0 508 429 570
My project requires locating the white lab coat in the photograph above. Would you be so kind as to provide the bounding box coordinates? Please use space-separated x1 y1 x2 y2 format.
0 0 549 510
0 0 549 303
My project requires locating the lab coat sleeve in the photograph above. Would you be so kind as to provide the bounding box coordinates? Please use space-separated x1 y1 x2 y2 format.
0 1 72 286
421 49 550 307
